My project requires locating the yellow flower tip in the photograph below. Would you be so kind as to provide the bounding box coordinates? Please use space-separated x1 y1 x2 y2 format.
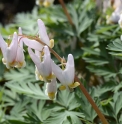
48 92 55 100
9 61 16 67
41 51 44 56
36 0 43 6
61 58 65 70
39 75 44 81
68 82 80 89
16 61 26 68
46 74 55 82
49 39 54 48
43 1 51 7
59 85 66 90
2 58 6 64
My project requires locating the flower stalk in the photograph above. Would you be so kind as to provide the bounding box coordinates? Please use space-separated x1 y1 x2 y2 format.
58 0 74 26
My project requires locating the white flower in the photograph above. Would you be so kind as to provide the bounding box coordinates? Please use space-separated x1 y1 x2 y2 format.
107 2 122 24
28 46 53 82
45 78 57 100
0 32 18 68
51 54 80 90
36 0 54 7
0 28 26 68
37 19 54 48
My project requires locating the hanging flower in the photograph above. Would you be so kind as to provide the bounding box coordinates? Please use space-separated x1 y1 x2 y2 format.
45 78 57 100
0 32 18 68
106 1 122 24
36 0 54 7
51 54 80 90
0 27 26 69
37 19 54 48
28 46 54 82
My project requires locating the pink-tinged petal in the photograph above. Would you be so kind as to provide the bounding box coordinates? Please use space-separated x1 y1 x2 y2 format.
0 34 7 60
66 54 74 67
18 27 23 48
63 67 74 85
51 60 64 84
6 32 18 63
41 46 52 76
15 46 26 68
62 54 75 85
28 47 43 74
65 54 75 81
46 78 57 93
46 78 57 99
35 50 41 58
23 38 43 51
37 19 50 45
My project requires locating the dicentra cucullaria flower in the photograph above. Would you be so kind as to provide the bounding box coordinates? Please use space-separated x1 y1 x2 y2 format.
36 0 54 7
0 18 79 100
37 19 54 48
106 0 122 24
45 78 57 100
0 29 26 69
28 46 54 82
51 54 80 90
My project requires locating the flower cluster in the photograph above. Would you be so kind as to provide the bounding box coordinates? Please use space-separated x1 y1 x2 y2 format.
36 0 54 7
106 0 122 25
0 19 80 100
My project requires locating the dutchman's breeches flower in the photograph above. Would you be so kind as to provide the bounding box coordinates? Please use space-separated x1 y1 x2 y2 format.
28 46 53 82
37 19 54 48
0 32 18 68
51 54 80 90
45 78 57 100
0 28 26 69
36 0 55 7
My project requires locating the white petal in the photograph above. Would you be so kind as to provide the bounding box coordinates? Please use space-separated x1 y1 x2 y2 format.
42 46 52 76
0 34 7 60
28 47 45 76
37 19 50 45
18 27 23 48
47 78 57 93
23 38 43 51
64 54 75 85
35 50 41 58
15 46 26 67
63 67 74 85
6 32 18 63
51 60 64 84
66 54 74 67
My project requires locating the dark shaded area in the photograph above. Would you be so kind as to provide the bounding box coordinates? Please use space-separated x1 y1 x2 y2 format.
0 0 72 25
0 0 35 25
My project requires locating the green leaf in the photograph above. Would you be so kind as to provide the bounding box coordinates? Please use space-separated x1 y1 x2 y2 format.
83 57 109 65
28 100 51 122
6 82 48 100
56 90 81 110
4 65 36 83
44 110 83 124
